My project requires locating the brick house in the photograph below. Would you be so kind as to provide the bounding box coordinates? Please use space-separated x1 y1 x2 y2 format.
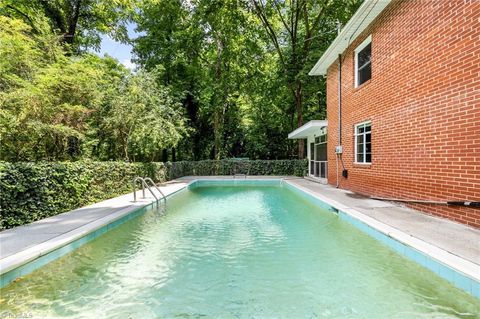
289 0 480 228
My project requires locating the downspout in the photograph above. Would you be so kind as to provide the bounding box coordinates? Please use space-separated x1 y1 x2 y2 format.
338 55 342 147
336 21 343 188
336 53 342 188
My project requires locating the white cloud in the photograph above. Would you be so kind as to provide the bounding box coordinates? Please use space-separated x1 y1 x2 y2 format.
122 59 136 70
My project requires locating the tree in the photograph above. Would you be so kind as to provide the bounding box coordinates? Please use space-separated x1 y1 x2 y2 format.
101 69 188 161
0 49 123 160
133 0 205 160
249 0 362 158
0 0 135 52
0 15 61 91
1 0 362 162
134 0 273 160
0 15 187 162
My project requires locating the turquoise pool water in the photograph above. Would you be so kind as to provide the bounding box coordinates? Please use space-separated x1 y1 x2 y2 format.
1 184 479 318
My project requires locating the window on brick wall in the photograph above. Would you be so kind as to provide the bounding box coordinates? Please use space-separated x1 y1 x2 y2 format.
355 121 371 163
355 35 372 87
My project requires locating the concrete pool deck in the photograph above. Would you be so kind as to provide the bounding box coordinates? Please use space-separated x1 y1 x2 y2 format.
285 178 480 266
1 176 479 292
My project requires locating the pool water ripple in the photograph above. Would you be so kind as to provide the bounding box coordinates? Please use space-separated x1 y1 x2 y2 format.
1 185 479 318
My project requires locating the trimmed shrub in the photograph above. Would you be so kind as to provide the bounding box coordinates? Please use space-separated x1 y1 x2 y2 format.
0 159 307 229
165 159 307 179
0 161 167 229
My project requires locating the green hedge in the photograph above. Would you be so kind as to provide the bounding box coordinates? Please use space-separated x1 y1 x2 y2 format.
166 159 307 179
0 159 307 229
0 161 167 229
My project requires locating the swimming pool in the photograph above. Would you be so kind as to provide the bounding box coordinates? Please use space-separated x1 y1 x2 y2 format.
1 181 479 318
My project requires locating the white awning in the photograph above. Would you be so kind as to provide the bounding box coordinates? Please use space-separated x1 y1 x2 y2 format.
288 120 328 139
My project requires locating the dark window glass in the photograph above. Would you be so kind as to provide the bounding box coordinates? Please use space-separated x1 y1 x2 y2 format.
358 43 371 66
357 43 371 86
357 153 363 163
320 162 326 178
356 123 372 163
357 141 363 154
365 143 371 153
366 153 372 163
317 143 327 161
358 64 371 86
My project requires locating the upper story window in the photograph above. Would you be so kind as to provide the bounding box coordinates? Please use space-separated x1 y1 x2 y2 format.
355 121 371 164
355 35 372 87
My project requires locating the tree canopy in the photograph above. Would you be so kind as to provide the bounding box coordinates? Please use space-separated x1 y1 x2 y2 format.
0 14 187 162
0 0 362 162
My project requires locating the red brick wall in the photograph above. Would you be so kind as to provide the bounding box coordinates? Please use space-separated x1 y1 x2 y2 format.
326 0 480 228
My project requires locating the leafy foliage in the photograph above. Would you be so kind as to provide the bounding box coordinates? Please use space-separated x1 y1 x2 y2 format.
0 161 167 229
133 0 362 160
0 159 307 229
0 16 187 162
166 159 307 179
1 1 362 162
0 0 136 52
101 69 188 161
0 1 361 229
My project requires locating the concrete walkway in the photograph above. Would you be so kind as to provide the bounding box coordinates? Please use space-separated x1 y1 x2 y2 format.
0 176 283 275
1 176 479 290
0 179 189 274
287 178 480 266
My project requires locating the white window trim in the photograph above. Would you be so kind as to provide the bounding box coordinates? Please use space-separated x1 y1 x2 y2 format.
354 35 372 88
354 121 372 164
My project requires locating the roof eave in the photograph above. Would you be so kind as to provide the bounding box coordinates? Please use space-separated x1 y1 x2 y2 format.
288 120 328 139
309 0 392 76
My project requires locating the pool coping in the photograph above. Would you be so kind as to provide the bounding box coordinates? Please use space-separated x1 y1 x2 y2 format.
282 180 480 297
0 177 285 283
0 181 191 278
284 180 480 279
1 176 479 298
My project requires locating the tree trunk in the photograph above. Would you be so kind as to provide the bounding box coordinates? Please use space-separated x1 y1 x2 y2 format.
295 81 304 158
213 35 224 160
123 132 129 161
213 111 221 160
64 0 82 45
184 92 200 160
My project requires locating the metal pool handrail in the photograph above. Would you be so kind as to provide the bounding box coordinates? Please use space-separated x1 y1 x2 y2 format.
132 177 161 203
144 177 167 203
233 159 250 178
